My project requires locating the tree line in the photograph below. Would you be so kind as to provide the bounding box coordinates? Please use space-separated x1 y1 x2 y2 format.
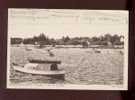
11 33 124 46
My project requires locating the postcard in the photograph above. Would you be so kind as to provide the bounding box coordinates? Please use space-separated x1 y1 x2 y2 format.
7 9 128 90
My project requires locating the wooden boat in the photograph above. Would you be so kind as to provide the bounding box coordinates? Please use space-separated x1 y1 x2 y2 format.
12 57 65 80
13 65 65 76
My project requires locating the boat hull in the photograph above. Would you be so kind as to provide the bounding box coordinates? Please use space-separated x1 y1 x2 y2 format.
12 65 65 80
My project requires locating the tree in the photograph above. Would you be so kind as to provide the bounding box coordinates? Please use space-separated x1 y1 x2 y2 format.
23 38 34 44
112 34 121 45
11 38 23 44
62 36 70 43
82 41 89 48
91 36 99 42
38 33 47 41
104 34 112 41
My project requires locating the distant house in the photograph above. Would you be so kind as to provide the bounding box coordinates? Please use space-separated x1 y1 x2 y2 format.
34 41 38 45
120 36 124 43
107 41 113 46
120 36 124 48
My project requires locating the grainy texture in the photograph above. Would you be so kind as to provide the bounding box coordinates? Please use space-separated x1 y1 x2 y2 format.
9 45 124 86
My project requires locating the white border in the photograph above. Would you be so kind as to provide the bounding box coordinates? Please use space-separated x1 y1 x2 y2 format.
7 9 129 90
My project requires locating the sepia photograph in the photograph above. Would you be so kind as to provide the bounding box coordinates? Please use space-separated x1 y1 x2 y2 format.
7 8 128 90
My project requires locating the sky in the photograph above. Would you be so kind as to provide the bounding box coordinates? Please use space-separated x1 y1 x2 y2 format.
8 9 129 39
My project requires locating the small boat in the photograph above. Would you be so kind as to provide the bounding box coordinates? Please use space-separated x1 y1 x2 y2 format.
13 65 65 76
12 58 65 80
